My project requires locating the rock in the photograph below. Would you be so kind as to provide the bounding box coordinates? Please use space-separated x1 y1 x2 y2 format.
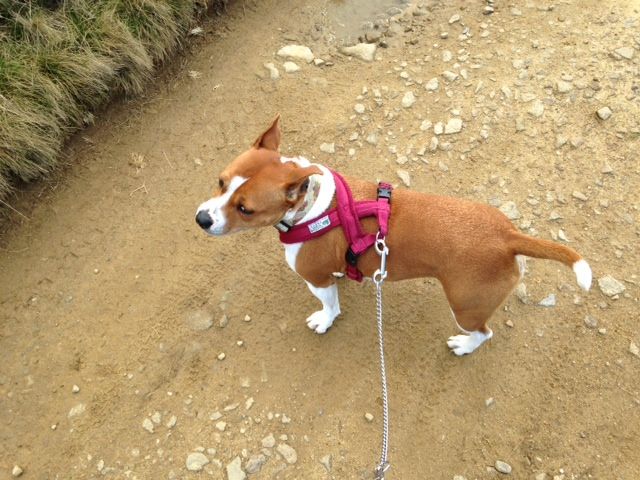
614 47 635 60
529 100 544 118
219 314 229 328
320 454 332 472
483 5 494 14
442 71 459 82
442 50 453 62
364 412 374 422
262 433 276 448
366 133 378 145
166 415 177 428
215 420 227 431
68 403 86 418
444 118 463 134
629 342 640 357
556 80 573 93
535 474 548 480
276 45 314 63
572 191 588 201
401 91 416 108
217 352 226 360
453 476 468 480
226 456 246 480
538 294 556 307
186 310 214 331
72 384 80 393
320 143 335 154
12 465 23 477
420 120 432 131
340 43 377 62
283 61 300 73
596 107 612 120
499 201 521 220
396 169 411 187
365 30 382 43
142 418 154 433
276 444 298 464
515 284 527 303
425 77 439 91
495 460 512 474
186 452 209 472
263 63 279 80
245 454 267 474
598 275 625 296
449 14 461 24
354 103 366 114
583 315 598 329
151 411 161 424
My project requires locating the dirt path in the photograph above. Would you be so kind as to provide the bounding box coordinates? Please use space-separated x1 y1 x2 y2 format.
1 0 639 478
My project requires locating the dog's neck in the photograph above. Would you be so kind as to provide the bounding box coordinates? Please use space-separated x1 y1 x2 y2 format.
280 157 335 225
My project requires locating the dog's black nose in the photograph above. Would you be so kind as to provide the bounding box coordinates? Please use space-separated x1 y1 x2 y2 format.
195 210 213 229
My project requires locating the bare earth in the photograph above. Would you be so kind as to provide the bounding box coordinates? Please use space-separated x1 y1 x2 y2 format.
1 1 639 479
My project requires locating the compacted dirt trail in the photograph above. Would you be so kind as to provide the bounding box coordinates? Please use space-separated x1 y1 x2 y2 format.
1 1 639 478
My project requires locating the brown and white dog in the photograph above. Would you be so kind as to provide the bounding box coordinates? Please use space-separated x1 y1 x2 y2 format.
195 115 592 355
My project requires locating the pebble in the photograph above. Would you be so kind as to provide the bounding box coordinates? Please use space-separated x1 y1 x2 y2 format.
166 415 177 428
217 352 226 360
442 71 459 82
396 169 411 187
444 118 463 134
186 452 209 472
276 45 314 63
539 294 556 307
596 107 612 120
556 80 573 93
366 133 378 145
219 314 229 328
354 103 366 114
245 454 266 474
499 201 521 220
283 61 300 73
583 315 598 329
434 122 444 135
401 91 416 108
453 476 468 480
142 418 154 433
151 411 162 424
12 465 23 477
495 460 512 474
598 275 625 296
449 14 461 24
420 120 432 131
320 143 335 154
72 384 80 393
244 314 251 322
262 433 276 448
364 412 374 422
572 191 588 201
215 420 227 431
614 47 635 60
528 100 544 118
263 63 279 80
515 283 528 303
68 403 86 418
629 342 639 357
276 443 298 464
320 454 332 472
226 456 246 480
340 43 377 62
425 77 439 91
484 5 494 14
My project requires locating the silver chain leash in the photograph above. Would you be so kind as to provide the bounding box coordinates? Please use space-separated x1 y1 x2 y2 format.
373 233 391 479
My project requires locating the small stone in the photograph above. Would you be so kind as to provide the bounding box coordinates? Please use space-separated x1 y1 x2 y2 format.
263 63 279 80
320 143 335 154
340 43 377 62
276 444 298 464
601 163 614 174
442 50 453 62
262 433 276 448
444 118 463 134
364 412 374 422
505 319 514 328
495 460 512 474
442 71 459 82
366 133 378 145
217 352 226 360
166 415 177 428
538 294 556 307
596 107 612 120
151 411 161 424
515 117 526 132
354 103 366 114
401 91 416 108
485 397 495 407
438 161 449 172
483 5 494 14
244 314 251 322
219 314 229 328
396 170 411 187
529 100 544 118
320 454 332 472
614 47 635 60
556 80 573 93
511 7 522 16
453 476 468 480
448 14 461 24
142 418 154 433
365 30 382 43
245 454 267 474
276 45 314 63
598 275 625 296
72 384 80 393
630 342 640 357
226 456 246 480
425 77 439 91
420 120 433 131
583 315 598 329
215 421 227 431
12 466 23 477
186 309 213 331
535 474 548 480
572 191 588 201
68 403 86 418
245 397 254 410
283 61 300 73
499 201 521 220
515 284 527 303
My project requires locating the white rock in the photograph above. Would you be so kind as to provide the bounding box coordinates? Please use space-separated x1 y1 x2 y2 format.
68 403 86 418
263 63 279 80
366 133 378 145
340 43 377 62
425 77 439 91
434 122 444 135
596 107 612 120
262 433 276 448
185 309 213 331
444 118 463 134
396 170 411 187
401 91 416 108
225 457 246 480
354 103 366 114
276 45 314 63
442 50 453 62
151 411 162 424
629 342 639 357
499 201 521 220
364 412 374 422
276 444 298 464
142 418 154 433
320 454 332 472
12 465 23 477
614 47 635 60
556 80 573 93
515 284 528 303
283 61 300 73
245 454 266 474
598 275 625 296
420 120 432 131
495 460 512 474
72 384 80 393
186 452 209 472
215 420 227 431
166 415 177 428
538 294 556 307
320 143 335 154
449 14 461 24
528 100 544 118
442 71 459 82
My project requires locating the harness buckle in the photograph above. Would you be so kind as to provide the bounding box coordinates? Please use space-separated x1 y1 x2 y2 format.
275 221 292 233
377 185 392 202
345 247 359 267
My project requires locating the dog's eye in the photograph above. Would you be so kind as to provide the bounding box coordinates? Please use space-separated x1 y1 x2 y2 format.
237 204 254 215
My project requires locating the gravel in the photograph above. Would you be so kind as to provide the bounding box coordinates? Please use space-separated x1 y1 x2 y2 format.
499 201 521 220
276 443 298 464
245 454 266 474
226 456 246 480
186 452 209 472
401 91 416 108
495 460 512 474
340 43 377 62
444 118 463 134
276 45 314 63
142 418 154 433
320 142 336 154
598 275 625 296
596 106 612 120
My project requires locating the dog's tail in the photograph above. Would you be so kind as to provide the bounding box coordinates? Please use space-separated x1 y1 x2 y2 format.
508 231 592 291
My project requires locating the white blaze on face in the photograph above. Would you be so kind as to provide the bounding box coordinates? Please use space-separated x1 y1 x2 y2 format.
196 176 247 235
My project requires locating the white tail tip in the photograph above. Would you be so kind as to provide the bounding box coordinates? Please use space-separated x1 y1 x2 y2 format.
573 259 592 291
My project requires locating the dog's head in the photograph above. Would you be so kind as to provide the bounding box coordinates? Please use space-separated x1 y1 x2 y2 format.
195 115 320 236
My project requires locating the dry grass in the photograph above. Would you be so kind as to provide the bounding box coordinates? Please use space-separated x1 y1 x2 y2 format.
0 0 222 202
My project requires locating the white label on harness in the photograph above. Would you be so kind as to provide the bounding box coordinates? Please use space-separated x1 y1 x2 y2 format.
308 215 331 234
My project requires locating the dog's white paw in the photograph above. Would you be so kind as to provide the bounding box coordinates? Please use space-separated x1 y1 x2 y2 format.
447 330 492 356
306 310 334 334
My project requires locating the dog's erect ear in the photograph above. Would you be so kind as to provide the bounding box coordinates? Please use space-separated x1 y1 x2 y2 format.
253 114 281 151
284 165 322 204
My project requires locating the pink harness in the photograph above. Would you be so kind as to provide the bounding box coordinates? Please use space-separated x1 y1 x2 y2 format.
278 170 393 282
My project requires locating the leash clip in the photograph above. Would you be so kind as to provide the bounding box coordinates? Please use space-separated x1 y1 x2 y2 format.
374 461 391 479
373 232 388 285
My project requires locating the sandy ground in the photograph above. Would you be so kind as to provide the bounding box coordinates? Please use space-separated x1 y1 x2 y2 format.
1 0 639 479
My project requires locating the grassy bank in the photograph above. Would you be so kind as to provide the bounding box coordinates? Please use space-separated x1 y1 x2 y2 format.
0 0 222 203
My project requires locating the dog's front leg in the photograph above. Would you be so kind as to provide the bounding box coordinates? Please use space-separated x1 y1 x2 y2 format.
303 281 341 334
